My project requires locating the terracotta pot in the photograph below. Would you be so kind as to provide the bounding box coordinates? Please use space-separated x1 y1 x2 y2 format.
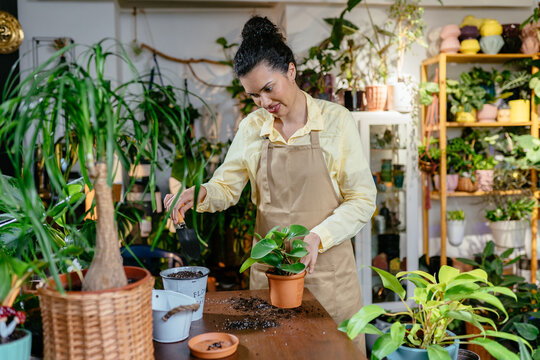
476 104 498 122
266 271 306 308
38 267 154 360
365 85 388 112
475 169 494 191
433 174 459 193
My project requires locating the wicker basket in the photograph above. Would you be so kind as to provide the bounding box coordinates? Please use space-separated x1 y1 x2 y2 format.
419 159 436 174
457 176 477 192
38 266 154 360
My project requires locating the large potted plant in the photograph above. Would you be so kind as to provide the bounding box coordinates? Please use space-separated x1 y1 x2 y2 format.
485 197 535 249
0 41 200 359
338 265 532 360
473 154 498 191
239 225 310 308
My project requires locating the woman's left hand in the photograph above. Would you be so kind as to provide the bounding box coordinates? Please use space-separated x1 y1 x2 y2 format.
301 233 321 274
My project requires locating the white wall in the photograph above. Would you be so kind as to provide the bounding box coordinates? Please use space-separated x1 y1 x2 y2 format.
17 0 539 258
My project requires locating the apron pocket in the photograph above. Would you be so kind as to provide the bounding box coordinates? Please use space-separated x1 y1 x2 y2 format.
304 264 337 319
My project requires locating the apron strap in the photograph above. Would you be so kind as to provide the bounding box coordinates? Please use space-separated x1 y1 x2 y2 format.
260 137 272 204
310 130 320 147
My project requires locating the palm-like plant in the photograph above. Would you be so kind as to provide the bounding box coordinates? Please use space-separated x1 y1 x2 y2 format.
0 40 202 291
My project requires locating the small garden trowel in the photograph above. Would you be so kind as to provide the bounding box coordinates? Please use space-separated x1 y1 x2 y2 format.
176 211 200 261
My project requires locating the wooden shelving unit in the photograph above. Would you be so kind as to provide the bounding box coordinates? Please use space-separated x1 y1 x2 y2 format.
420 53 540 283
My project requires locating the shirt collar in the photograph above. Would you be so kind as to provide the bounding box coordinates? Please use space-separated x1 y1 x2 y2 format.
259 91 325 141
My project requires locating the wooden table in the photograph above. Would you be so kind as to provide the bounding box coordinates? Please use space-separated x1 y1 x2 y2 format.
154 288 367 360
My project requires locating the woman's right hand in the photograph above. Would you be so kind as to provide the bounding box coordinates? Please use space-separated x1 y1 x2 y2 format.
163 185 207 224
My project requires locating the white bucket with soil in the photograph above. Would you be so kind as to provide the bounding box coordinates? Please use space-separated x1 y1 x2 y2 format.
152 290 199 343
160 266 210 321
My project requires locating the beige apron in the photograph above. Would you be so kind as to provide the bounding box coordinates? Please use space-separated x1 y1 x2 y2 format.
249 131 365 352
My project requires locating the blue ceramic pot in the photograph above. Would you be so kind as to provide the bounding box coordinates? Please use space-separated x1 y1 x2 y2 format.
386 329 459 360
0 329 32 360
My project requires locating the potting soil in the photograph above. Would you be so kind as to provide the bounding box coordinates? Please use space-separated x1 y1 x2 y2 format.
0 329 27 344
221 296 305 331
167 270 204 279
207 341 224 350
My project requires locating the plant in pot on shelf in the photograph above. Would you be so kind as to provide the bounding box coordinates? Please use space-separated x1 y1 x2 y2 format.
447 72 487 123
497 70 531 123
485 197 536 250
418 137 441 174
447 137 476 193
338 265 532 360
239 225 310 309
447 210 465 247
0 40 204 359
473 154 498 192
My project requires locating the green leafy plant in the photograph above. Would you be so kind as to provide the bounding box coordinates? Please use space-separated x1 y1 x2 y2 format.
447 72 487 115
447 210 465 221
239 225 309 276
0 40 204 292
485 198 536 222
473 154 498 171
447 137 475 175
419 81 439 105
339 265 532 360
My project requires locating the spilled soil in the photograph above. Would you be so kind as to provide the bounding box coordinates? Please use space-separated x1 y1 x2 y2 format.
221 296 305 331
167 270 204 280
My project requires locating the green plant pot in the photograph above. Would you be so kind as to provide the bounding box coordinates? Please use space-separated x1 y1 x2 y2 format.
0 329 32 360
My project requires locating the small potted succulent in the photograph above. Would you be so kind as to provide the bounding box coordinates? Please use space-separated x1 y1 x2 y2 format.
338 265 532 360
447 209 466 247
486 197 535 249
240 225 309 308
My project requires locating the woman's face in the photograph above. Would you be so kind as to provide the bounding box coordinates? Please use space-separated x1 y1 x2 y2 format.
239 62 297 118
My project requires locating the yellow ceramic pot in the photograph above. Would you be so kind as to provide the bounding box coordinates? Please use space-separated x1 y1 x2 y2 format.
480 19 502 37
460 39 480 54
509 99 530 122
461 15 484 29
456 109 477 123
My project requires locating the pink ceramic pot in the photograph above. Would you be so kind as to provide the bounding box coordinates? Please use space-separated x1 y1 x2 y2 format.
476 170 494 191
477 104 498 122
433 174 459 193
440 37 461 54
440 24 461 39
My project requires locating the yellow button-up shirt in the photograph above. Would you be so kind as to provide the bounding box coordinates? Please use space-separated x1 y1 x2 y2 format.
197 92 377 252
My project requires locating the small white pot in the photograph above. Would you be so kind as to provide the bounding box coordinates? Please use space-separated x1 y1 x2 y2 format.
489 220 529 248
447 220 466 246
393 82 413 113
152 290 197 343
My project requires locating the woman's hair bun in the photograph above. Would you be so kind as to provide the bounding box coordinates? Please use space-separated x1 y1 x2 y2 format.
241 16 283 42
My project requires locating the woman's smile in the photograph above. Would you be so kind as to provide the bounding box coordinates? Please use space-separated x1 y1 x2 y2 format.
267 103 281 114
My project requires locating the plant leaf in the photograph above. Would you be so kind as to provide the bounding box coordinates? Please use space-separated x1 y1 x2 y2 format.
345 304 386 340
471 338 520 360
261 252 282 268
251 238 277 259
372 267 406 299
427 344 453 360
287 248 308 258
278 262 305 274
439 265 460 284
239 257 257 273
371 333 401 360
288 224 309 238
514 323 540 341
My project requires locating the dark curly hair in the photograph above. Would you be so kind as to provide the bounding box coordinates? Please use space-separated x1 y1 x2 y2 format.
233 16 296 78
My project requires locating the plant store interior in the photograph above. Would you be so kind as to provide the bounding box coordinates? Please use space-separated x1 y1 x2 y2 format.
4 0 540 359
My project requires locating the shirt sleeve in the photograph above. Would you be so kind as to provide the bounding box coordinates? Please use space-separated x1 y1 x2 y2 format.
196 121 250 213
310 112 377 252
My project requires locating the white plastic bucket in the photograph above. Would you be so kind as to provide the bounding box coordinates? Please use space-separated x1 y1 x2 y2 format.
152 290 196 343
160 266 210 321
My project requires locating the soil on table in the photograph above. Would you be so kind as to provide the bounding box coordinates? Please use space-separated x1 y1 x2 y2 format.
221 296 305 331
0 329 28 344
167 270 204 280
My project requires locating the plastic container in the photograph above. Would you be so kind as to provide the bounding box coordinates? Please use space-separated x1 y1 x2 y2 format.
160 266 210 321
152 290 197 343
0 329 31 360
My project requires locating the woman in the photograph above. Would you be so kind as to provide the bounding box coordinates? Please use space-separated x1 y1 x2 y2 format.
164 16 376 350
